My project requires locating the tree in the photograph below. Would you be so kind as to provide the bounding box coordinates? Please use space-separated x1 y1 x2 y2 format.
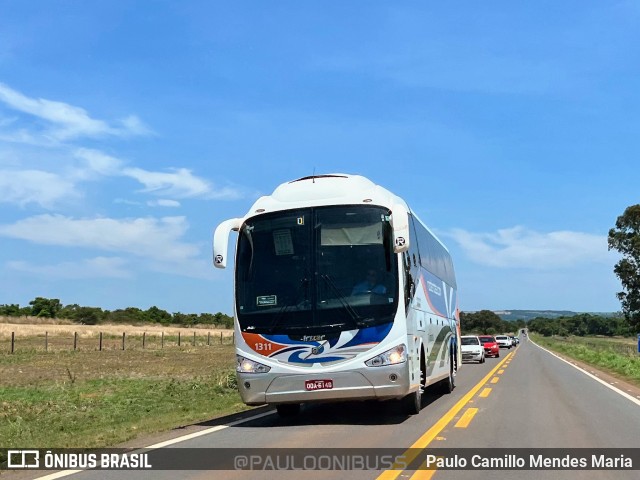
0 304 21 316
608 204 640 332
28 297 62 318
59 304 104 324
108 307 146 324
460 310 506 335
145 306 172 324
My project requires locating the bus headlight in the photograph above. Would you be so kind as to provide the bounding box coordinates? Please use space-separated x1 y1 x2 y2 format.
365 344 407 367
236 355 271 374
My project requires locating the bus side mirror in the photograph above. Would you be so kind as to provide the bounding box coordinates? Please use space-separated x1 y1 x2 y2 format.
391 205 410 253
213 218 242 269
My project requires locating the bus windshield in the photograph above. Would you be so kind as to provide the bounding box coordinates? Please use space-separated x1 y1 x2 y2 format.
235 205 398 334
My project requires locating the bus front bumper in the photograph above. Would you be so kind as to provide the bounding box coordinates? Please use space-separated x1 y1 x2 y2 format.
237 366 411 405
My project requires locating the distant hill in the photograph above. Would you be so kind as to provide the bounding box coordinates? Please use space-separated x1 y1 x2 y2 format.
491 310 620 321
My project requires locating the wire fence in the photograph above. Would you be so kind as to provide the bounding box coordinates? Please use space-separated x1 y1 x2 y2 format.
2 330 235 354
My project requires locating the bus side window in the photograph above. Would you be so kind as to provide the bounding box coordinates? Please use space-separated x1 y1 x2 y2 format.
403 252 414 310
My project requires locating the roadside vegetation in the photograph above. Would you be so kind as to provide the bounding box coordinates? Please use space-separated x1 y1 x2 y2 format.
531 334 640 388
527 313 632 337
524 312 638 388
0 297 234 328
0 343 248 450
0 299 242 455
460 309 525 335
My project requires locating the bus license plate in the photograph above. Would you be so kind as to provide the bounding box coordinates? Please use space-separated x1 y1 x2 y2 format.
305 379 333 391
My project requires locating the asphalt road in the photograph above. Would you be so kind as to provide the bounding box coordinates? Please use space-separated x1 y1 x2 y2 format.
21 337 640 480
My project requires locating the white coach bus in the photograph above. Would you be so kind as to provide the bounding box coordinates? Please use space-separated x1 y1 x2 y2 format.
213 174 460 416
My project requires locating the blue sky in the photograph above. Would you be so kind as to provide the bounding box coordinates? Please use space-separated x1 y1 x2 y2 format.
1 1 638 315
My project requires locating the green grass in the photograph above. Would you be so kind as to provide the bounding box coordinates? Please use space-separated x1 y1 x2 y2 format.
0 344 250 451
532 334 640 388
1 376 243 449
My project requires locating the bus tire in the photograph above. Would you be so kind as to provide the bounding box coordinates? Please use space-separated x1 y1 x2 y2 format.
276 403 301 417
401 389 421 415
440 353 455 394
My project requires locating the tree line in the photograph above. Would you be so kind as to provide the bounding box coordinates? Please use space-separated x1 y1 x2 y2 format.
0 297 234 328
460 310 525 335
460 310 632 338
526 313 632 337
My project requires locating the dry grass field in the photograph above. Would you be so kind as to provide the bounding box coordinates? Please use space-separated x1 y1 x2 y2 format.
0 316 234 339
0 321 246 451
0 317 235 353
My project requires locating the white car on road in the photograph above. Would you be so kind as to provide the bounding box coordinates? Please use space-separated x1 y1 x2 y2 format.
461 335 485 363
495 335 512 349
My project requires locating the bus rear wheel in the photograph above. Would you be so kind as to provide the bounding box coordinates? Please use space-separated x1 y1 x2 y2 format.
439 353 456 394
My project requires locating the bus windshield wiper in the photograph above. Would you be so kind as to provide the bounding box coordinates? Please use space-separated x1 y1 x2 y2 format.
267 302 292 333
266 276 310 333
319 274 366 328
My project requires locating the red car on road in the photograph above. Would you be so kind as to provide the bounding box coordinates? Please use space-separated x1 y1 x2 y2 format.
478 335 500 358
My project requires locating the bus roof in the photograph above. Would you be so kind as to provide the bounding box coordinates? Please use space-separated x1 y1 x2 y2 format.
245 174 407 217
243 173 450 260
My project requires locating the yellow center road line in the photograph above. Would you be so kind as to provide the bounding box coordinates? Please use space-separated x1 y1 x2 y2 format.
490 377 500 384
498 369 505 374
376 351 514 480
454 407 479 428
479 387 492 398
409 461 438 480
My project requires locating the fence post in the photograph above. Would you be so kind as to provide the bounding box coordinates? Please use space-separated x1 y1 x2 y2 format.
45 331 48 352
161 332 164 349
143 332 146 349
74 332 78 351
178 332 181 347
11 332 15 354
220 332 223 344
122 332 126 351
207 332 210 346
193 332 196 346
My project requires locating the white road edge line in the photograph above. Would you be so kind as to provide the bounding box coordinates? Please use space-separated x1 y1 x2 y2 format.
532 341 640 407
33 409 276 480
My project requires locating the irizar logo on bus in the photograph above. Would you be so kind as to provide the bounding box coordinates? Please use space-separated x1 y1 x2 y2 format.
427 281 442 296
302 335 326 342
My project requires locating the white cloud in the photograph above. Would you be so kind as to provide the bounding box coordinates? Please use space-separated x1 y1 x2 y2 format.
446 226 615 269
0 82 151 140
73 148 124 177
0 84 246 208
0 214 200 264
75 149 245 200
0 169 79 207
147 199 181 208
122 166 213 198
118 115 153 136
8 256 131 279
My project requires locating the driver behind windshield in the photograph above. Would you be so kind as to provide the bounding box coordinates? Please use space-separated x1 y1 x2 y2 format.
352 269 387 295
